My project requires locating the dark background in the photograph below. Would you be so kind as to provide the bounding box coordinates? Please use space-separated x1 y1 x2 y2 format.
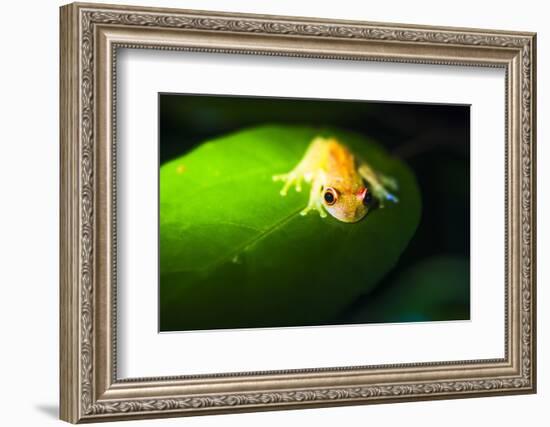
159 94 470 324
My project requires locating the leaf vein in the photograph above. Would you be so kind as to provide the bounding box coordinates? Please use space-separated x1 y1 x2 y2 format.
198 206 304 272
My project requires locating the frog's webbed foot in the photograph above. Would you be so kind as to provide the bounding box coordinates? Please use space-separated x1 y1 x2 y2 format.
358 163 399 208
272 171 305 196
273 166 327 218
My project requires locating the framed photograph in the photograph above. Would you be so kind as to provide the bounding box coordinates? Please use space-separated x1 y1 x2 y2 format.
60 2 537 423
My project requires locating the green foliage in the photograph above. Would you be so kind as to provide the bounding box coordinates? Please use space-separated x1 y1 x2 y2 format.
348 256 470 323
159 125 421 331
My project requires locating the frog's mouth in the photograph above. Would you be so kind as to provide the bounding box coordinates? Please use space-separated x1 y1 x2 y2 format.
325 199 368 224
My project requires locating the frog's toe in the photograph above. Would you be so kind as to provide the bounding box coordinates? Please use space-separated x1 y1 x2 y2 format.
300 204 314 216
300 204 327 218
272 173 287 182
386 192 399 203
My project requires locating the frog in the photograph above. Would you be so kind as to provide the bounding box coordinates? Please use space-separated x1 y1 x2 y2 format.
273 136 398 223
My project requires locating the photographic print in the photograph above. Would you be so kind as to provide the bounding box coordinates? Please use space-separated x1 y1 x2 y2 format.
159 94 470 332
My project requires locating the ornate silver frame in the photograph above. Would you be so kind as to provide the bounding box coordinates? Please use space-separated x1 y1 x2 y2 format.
60 2 537 423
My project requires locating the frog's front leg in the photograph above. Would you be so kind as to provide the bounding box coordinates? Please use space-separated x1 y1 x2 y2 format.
273 137 329 217
273 137 326 196
299 171 327 218
272 156 317 196
272 169 305 196
358 162 399 207
272 159 327 218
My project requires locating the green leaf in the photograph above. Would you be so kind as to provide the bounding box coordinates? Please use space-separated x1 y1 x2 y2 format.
346 256 470 323
160 125 421 331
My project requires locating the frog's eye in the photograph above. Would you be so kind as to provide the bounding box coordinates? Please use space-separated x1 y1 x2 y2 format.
356 186 372 206
323 187 338 206
363 191 373 206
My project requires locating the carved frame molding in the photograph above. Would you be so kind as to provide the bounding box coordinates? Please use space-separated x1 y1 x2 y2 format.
60 2 536 423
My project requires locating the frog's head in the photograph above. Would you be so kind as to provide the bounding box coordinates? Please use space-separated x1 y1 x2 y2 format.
322 185 372 223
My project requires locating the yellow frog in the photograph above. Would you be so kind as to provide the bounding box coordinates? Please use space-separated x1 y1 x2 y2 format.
273 136 398 223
